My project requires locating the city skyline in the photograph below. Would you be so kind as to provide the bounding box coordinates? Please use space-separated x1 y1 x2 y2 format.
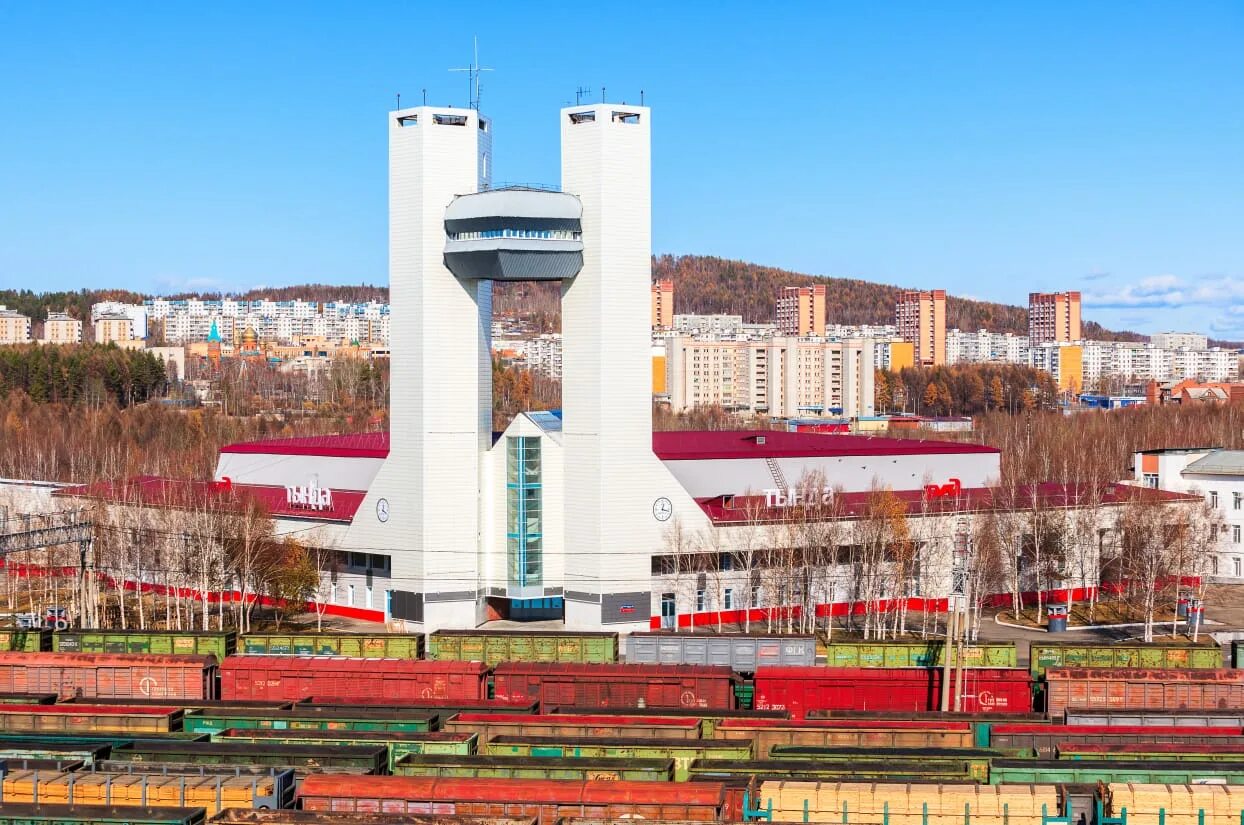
1 2 1241 337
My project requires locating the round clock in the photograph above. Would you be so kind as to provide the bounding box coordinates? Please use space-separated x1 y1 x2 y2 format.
652 497 673 522
376 498 390 523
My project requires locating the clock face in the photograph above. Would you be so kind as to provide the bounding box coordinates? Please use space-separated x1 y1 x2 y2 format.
376 498 390 523
653 497 673 522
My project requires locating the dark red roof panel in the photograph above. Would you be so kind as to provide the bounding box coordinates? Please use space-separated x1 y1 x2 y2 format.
697 482 1200 524
56 476 367 524
220 431 390 459
652 430 999 460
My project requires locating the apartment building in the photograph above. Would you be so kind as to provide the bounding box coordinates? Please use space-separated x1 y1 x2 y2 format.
91 302 149 339
0 307 32 345
650 279 674 328
946 329 1030 365
1028 342 1083 392
40 312 82 344
94 314 137 344
1151 332 1208 350
140 298 390 345
665 335 875 419
895 289 946 366
1028 291 1081 344
775 284 826 337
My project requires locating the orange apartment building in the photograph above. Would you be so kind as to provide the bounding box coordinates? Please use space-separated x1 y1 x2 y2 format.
895 289 946 366
774 284 827 337
651 279 674 328
1029 291 1082 344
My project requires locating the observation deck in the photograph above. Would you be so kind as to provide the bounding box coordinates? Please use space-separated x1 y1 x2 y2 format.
444 187 584 282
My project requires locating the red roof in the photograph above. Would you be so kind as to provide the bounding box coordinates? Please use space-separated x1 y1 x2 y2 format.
220 431 389 459
652 430 999 460
56 476 367 524
697 482 1200 524
216 429 998 463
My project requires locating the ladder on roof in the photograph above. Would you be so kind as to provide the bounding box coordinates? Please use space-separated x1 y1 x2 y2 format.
764 457 789 494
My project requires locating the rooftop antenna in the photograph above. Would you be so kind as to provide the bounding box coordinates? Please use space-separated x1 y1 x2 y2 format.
601 85 606 103
640 89 645 105
396 92 401 110
422 88 427 106
450 36 493 110
575 86 591 106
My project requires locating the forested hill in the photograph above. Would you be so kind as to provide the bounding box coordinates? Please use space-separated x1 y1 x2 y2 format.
652 255 1143 340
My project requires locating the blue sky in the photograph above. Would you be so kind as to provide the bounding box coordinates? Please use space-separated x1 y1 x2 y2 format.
1 2 1241 337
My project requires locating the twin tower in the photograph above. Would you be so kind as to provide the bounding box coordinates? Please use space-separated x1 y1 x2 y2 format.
348 102 685 631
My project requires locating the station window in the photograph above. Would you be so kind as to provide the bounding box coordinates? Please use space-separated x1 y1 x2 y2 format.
1236 492 1242 511
1210 491 1220 507
507 437 543 589
1235 525 1242 544
695 589 706 612
723 588 734 610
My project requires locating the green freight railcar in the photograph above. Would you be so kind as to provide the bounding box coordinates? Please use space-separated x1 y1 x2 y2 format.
0 741 110 765
482 734 752 781
183 708 437 736
1029 641 1223 677
768 745 996 782
53 630 236 660
0 804 207 825
239 632 423 658
823 640 1017 668
688 757 978 782
427 630 618 664
217 729 477 772
392 753 673 781
0 629 52 652
989 758 1244 784
110 740 388 773
0 694 56 704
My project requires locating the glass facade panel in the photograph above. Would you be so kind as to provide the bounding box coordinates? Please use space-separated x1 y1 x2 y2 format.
506 436 543 590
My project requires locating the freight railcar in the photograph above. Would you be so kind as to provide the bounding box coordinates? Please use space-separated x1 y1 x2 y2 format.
53 630 236 661
109 739 389 773
483 735 752 782
0 767 292 815
217 729 478 771
756 780 1060 825
1044 667 1244 716
990 758 1244 784
823 640 1017 668
220 656 488 702
183 707 437 735
492 663 737 710
0 652 217 700
625 633 815 670
1060 743 1244 761
0 704 182 733
391 753 674 781
212 814 537 825
753 666 1032 718
0 629 52 652
427 630 618 664
1030 641 1223 678
712 718 977 751
0 804 207 825
296 775 739 822
990 724 1244 758
1064 708 1244 727
239 632 424 659
444 713 703 741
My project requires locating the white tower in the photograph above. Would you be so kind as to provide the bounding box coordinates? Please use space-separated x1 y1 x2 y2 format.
561 104 685 628
348 106 492 629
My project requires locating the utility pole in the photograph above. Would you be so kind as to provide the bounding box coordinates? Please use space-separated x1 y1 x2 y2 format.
940 600 956 712
953 593 967 712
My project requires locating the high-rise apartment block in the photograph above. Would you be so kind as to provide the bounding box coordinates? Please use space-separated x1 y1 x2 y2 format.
775 285 826 337
665 335 875 419
895 289 946 366
650 279 674 328
41 312 82 344
0 307 32 345
1028 291 1081 344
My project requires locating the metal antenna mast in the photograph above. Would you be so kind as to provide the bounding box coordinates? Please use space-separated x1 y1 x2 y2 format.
449 37 493 110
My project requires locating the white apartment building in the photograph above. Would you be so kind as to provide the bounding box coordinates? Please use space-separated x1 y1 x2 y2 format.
666 335 875 419
91 302 149 339
672 314 745 336
0 307 32 345
141 298 390 345
40 313 82 344
946 329 1030 365
1151 332 1209 350
1136 449 1244 581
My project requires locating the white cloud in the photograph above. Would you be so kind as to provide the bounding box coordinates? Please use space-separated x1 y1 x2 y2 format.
1085 273 1244 342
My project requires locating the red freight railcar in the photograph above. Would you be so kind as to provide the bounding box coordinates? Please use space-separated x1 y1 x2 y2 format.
297 775 736 822
1044 668 1244 716
753 666 1032 718
492 663 737 710
221 657 489 702
0 652 217 700
712 718 976 750
991 723 1244 757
